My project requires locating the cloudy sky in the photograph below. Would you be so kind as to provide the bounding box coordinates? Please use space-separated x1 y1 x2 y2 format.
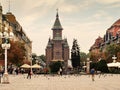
1 0 120 55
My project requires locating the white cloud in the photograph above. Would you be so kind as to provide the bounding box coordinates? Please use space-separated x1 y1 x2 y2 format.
1 0 119 55
93 10 107 19
59 0 94 13
62 20 107 53
95 0 120 4
108 3 120 8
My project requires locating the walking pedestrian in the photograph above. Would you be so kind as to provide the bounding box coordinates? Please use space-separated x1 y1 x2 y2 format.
27 69 31 79
90 68 95 81
59 68 62 76
1 68 4 77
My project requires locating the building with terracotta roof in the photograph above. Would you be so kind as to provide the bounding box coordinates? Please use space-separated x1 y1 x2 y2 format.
90 18 120 62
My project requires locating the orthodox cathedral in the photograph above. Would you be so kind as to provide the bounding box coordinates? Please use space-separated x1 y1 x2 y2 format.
46 11 69 68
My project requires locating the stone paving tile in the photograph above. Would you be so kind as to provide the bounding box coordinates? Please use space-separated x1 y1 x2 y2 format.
0 74 120 90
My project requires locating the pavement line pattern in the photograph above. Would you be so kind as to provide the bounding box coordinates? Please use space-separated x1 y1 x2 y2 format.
0 74 120 90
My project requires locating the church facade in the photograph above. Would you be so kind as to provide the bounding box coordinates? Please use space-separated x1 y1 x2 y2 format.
46 11 69 68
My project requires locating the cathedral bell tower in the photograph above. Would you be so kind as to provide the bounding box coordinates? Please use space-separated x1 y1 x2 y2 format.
52 10 63 40
46 10 69 70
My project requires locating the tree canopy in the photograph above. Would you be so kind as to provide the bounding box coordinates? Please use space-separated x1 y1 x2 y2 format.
97 59 109 73
71 39 80 68
7 41 26 66
106 43 120 56
106 43 120 62
38 54 46 62
80 52 87 62
49 61 62 73
90 59 109 73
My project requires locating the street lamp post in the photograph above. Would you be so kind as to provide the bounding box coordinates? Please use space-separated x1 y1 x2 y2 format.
86 58 90 74
112 55 117 63
30 55 33 74
0 27 14 84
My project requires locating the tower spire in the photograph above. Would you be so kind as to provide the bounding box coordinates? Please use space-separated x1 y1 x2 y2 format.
56 8 59 18
52 9 63 30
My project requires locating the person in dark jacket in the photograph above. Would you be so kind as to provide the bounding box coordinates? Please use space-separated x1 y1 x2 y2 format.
27 69 31 79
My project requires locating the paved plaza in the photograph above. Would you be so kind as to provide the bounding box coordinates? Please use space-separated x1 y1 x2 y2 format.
0 74 120 90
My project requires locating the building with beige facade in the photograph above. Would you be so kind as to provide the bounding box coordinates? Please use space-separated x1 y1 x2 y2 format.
0 4 32 67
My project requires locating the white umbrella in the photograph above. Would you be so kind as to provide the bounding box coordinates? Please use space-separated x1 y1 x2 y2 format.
107 62 120 67
83 66 87 68
31 64 42 68
115 62 120 66
51 59 64 62
20 64 31 68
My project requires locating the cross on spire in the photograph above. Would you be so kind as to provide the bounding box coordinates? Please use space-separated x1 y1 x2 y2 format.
56 8 58 12
52 9 63 30
56 8 59 18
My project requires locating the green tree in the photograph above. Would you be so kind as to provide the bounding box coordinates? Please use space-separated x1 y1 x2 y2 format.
32 53 37 64
106 43 120 62
49 61 62 73
38 54 46 62
80 52 87 62
97 59 109 73
106 43 120 56
7 41 26 66
90 62 97 70
71 39 80 68
89 52 100 62
80 52 87 66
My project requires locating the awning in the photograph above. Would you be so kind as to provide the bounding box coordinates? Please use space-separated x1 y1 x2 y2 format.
31 64 42 68
107 62 120 68
51 59 64 62
20 64 31 68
